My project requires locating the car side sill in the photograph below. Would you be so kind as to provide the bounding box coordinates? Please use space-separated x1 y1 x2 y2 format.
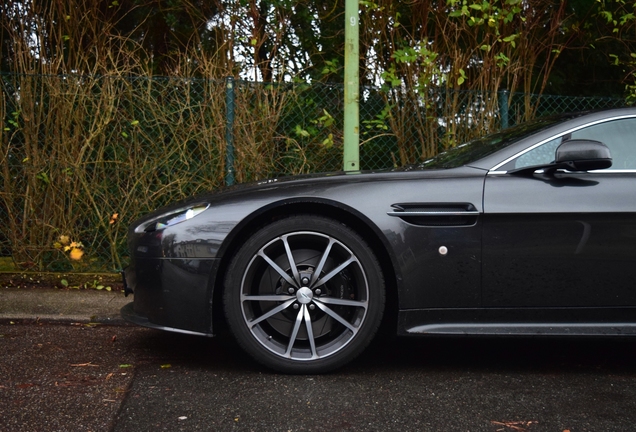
406 323 636 336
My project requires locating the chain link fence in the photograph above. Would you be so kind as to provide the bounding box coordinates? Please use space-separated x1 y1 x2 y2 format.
0 73 626 272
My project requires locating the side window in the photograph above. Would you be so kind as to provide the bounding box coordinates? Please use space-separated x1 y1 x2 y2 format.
513 117 636 171
514 137 563 169
570 118 636 170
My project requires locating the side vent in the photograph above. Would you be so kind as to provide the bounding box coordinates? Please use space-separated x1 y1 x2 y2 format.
387 203 479 227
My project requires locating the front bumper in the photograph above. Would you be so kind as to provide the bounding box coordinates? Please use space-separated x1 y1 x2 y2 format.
120 257 220 336
120 302 214 336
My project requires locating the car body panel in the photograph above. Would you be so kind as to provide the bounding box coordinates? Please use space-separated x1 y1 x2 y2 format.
483 171 636 309
127 166 488 333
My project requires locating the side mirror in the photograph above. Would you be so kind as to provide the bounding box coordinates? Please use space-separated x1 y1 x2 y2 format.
509 139 613 176
554 139 612 171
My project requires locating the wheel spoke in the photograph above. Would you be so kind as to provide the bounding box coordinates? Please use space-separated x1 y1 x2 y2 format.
315 297 367 309
242 294 293 302
284 306 305 357
309 238 335 287
303 305 319 359
313 300 358 333
248 298 296 328
257 249 297 288
282 235 301 286
313 256 356 287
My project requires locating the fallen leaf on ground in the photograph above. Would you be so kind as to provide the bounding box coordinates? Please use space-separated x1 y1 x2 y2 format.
491 420 538 432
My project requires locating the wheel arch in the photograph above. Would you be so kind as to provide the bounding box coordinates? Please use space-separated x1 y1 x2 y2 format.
210 198 400 335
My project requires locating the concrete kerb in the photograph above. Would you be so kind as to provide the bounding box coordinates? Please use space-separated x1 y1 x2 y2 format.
0 287 131 324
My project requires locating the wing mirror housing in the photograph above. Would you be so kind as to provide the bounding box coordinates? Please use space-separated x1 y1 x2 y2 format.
509 139 612 175
554 139 612 171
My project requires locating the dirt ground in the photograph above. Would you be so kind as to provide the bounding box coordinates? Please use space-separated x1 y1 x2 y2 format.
0 272 124 291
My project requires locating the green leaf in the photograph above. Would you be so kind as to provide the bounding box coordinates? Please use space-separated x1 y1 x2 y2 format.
130 120 139 126
61 279 69 287
620 13 635 25
359 1 379 8
600 11 613 23
36 172 50 185
321 134 334 148
119 364 132 368
121 131 129 138
294 125 310 138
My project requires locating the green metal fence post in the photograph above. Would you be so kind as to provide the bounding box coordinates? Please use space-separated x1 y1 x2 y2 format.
343 0 360 171
225 76 236 186
498 89 509 130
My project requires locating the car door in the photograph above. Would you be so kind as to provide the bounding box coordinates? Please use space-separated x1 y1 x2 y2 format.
482 117 636 311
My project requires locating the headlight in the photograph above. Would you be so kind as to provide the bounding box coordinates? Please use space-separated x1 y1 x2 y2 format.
136 204 209 233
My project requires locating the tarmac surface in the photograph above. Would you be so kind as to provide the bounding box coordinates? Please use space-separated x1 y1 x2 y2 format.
3 286 636 431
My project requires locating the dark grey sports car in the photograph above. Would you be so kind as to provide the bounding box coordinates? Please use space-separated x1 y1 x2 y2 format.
121 108 636 374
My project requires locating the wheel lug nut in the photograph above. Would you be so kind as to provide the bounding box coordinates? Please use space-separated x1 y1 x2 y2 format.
288 287 295 294
314 289 321 296
309 304 315 310
293 304 299 310
302 277 309 285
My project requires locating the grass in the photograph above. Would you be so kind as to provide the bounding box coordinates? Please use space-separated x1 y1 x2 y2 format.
0 257 17 272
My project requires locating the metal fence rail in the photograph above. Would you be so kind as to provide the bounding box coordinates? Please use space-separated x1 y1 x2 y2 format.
0 73 626 271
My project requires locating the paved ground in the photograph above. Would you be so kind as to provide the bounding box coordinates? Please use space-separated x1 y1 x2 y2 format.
113 332 636 432
1 322 139 432
3 320 636 431
2 287 636 431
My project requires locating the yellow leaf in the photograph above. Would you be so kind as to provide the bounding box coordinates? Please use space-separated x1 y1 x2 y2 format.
69 248 84 261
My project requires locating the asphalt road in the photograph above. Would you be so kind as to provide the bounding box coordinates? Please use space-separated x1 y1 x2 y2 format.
2 322 636 432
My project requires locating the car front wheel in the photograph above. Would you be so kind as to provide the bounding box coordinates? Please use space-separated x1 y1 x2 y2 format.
223 215 385 374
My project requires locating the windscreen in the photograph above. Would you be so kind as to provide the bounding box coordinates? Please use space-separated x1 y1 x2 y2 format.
416 114 580 169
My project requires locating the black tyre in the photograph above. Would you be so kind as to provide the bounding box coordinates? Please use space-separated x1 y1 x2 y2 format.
223 215 385 374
